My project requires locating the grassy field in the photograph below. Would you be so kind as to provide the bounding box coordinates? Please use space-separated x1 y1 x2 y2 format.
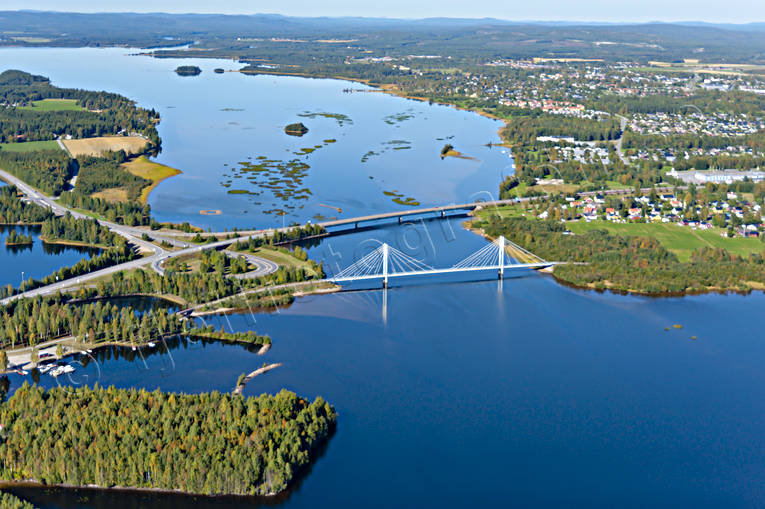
249 246 320 277
62 136 148 157
91 188 129 203
18 98 85 112
122 156 182 204
566 221 764 262
0 140 61 152
473 206 764 261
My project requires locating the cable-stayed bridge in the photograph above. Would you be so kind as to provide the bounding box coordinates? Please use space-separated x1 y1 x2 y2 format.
329 236 558 287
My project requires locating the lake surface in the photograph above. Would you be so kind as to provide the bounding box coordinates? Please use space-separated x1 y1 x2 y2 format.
1 47 764 508
0 47 511 230
0 225 100 289
4 219 765 508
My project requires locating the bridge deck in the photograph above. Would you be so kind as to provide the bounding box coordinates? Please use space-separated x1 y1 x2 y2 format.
330 262 555 282
319 201 513 228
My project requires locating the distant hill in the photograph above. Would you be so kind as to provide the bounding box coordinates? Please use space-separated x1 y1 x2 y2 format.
1 11 765 62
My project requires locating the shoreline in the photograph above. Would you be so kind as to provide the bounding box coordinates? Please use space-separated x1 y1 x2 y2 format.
462 215 765 299
239 69 510 141
233 362 282 395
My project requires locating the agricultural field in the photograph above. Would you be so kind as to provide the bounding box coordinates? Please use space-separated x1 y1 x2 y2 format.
90 187 129 203
18 98 85 112
0 140 61 152
62 136 148 157
566 221 764 262
122 155 182 203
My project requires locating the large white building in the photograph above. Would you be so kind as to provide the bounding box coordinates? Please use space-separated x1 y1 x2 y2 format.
668 168 765 185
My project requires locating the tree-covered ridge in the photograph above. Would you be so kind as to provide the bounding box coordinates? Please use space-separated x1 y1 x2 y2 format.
40 213 121 246
73 153 150 203
0 298 180 348
0 491 36 509
0 186 53 224
475 214 765 294
0 384 337 496
0 70 159 145
57 193 151 226
500 115 622 144
0 150 73 195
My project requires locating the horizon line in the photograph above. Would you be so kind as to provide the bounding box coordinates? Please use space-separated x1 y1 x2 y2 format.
3 10 765 26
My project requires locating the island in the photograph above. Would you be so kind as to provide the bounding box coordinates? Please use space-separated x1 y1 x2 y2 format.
174 65 202 76
0 384 337 497
284 122 309 136
214 68 225 74
4 229 33 246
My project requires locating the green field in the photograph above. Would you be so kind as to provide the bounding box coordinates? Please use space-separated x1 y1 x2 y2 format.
18 98 86 112
566 221 763 262
0 140 61 152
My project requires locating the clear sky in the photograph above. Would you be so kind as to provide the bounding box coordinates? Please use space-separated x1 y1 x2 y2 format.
2 0 763 24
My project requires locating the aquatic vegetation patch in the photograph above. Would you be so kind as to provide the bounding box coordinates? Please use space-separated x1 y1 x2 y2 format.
383 189 420 207
297 111 353 126
383 110 415 126
361 140 412 162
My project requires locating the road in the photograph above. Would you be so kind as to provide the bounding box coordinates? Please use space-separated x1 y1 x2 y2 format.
613 114 630 166
224 250 279 279
1 167 680 306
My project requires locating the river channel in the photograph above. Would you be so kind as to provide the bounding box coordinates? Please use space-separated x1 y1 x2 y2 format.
0 48 764 507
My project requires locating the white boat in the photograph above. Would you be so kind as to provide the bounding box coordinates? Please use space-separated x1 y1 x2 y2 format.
61 365 75 374
147 342 156 348
49 366 62 377
15 369 27 376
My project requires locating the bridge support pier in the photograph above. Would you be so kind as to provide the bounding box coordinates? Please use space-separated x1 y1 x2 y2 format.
398 216 401 224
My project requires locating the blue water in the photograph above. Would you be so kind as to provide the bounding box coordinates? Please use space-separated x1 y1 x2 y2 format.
0 47 764 508
5 219 765 507
0 225 100 289
0 47 511 230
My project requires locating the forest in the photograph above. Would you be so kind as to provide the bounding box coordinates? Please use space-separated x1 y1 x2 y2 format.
73 153 150 203
500 115 622 144
4 230 32 246
40 212 122 247
0 384 337 496
0 150 73 195
0 491 35 509
0 70 160 145
474 214 765 294
0 298 181 349
0 186 53 224
57 192 151 226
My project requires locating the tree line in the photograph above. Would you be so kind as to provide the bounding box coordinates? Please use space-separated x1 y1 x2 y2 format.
73 152 150 202
0 70 159 145
0 384 336 496
0 186 53 224
0 150 73 195
475 214 765 294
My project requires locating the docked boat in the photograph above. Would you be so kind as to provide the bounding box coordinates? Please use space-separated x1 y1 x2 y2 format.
147 342 156 348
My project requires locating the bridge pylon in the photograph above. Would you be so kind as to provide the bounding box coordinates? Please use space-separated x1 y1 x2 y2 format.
382 243 389 288
498 236 505 279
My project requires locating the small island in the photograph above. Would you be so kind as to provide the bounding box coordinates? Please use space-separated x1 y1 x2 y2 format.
214 68 225 74
4 229 33 246
285 122 309 136
440 143 461 159
174 65 202 76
